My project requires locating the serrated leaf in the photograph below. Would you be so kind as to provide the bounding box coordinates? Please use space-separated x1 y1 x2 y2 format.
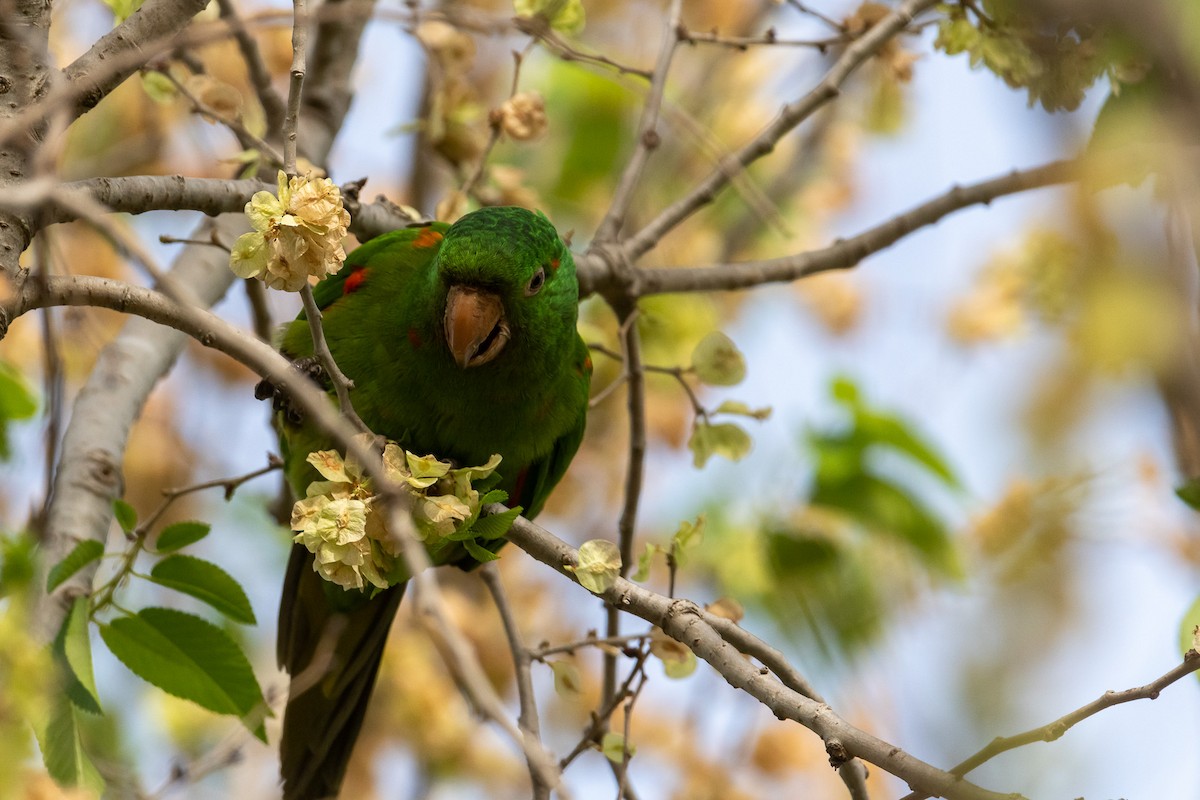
714 400 772 420
632 542 657 582
112 499 138 534
148 555 256 624
154 520 211 553
99 608 266 737
39 700 105 795
480 489 509 505
601 731 634 763
691 331 746 386
568 539 621 594
549 660 582 697
463 539 500 563
57 597 101 714
688 421 752 468
470 506 521 540
46 539 104 593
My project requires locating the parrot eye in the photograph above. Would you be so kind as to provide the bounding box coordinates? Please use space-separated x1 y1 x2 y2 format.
525 267 546 297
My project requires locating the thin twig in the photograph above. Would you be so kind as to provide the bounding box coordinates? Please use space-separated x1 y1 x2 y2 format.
480 563 550 800
298 284 368 433
459 44 532 201
156 65 285 168
622 0 941 262
135 456 283 538
283 0 308 173
602 305 646 713
593 0 683 243
531 632 650 661
899 650 1200 800
677 26 847 50
215 0 287 134
516 16 652 80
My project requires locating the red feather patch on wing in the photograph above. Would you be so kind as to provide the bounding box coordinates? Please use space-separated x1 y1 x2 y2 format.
343 267 369 294
412 229 444 249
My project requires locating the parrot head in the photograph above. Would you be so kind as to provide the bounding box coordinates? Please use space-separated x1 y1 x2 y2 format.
433 207 578 370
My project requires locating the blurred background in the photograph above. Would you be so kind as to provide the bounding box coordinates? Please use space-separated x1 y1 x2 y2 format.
2 0 1199 798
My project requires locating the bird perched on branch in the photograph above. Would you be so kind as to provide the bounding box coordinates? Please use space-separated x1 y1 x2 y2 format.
262 206 591 799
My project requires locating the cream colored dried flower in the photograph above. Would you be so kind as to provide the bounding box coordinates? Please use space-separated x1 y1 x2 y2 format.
230 171 351 292
416 20 476 73
184 74 244 120
496 92 548 141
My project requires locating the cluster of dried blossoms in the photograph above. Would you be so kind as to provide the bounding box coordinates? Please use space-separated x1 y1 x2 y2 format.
290 441 504 591
230 170 351 292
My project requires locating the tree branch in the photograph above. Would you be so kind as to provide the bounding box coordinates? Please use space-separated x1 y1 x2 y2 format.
62 0 211 119
23 175 415 240
501 510 1017 800
621 0 939 262
592 0 683 243
581 158 1078 298
480 563 551 800
899 649 1200 800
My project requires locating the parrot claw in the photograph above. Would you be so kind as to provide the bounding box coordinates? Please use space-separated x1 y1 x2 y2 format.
255 356 330 425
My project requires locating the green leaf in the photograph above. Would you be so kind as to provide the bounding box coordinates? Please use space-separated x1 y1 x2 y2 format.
858 409 959 487
649 630 698 679
688 421 752 468
601 731 635 763
514 0 585 35
632 542 657 582
46 539 104 593
112 499 138 534
0 359 38 460
691 331 746 386
1175 479 1200 511
480 489 509 505
470 506 522 541
0 531 37 595
1180 594 1200 660
713 400 772 420
154 520 211 553
56 597 101 714
99 608 266 737
148 555 256 624
671 514 705 557
568 539 621 594
102 0 144 23
463 539 500 563
549 660 582 697
38 701 105 795
141 70 178 104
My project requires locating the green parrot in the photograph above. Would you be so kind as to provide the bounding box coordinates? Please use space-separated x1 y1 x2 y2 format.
264 206 592 800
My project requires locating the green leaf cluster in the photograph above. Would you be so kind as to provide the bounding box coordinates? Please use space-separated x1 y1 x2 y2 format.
807 377 961 574
685 332 772 469
934 1 1137 112
38 501 267 790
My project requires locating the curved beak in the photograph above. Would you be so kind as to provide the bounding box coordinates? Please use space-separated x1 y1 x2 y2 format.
444 285 510 369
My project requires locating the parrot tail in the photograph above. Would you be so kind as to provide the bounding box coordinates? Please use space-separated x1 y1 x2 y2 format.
277 544 406 800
